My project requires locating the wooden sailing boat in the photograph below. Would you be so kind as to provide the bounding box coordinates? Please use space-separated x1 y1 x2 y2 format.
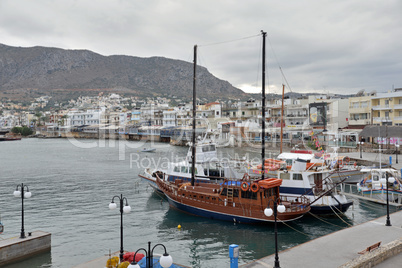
156 32 310 223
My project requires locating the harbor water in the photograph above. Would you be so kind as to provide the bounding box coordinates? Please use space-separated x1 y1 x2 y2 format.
0 138 395 268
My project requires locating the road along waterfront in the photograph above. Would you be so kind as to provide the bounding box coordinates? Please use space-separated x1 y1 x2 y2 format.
0 138 399 268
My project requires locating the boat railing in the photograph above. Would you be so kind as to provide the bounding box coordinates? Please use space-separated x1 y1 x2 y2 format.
280 195 310 212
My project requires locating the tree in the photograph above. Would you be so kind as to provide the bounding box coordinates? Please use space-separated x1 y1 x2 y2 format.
35 112 43 126
11 126 33 136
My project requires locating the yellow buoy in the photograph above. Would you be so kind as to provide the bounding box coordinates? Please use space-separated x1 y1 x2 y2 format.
177 224 181 229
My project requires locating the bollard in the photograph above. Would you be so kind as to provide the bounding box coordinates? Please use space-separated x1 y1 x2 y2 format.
229 244 239 268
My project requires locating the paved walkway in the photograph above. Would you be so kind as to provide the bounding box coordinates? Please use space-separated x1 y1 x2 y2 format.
240 210 402 268
341 151 402 170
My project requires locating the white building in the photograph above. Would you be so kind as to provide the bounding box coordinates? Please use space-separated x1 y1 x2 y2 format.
66 109 103 127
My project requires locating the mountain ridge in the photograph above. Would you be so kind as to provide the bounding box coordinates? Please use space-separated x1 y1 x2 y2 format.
0 43 248 102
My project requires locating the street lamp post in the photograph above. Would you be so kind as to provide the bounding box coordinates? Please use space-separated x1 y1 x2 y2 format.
128 241 173 268
109 194 131 263
358 141 364 159
396 144 399 164
264 199 286 268
13 183 32 239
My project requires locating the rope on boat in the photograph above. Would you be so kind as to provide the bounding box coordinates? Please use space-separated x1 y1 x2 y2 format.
328 205 353 227
278 219 309 237
307 212 347 228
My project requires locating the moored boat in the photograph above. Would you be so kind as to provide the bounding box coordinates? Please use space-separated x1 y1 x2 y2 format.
156 175 310 223
250 158 354 214
141 147 156 152
357 168 402 203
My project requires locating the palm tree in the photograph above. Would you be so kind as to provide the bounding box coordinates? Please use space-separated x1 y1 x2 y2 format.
35 112 43 126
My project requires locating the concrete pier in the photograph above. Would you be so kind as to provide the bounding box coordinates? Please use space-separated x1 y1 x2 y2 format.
241 210 402 267
0 231 51 266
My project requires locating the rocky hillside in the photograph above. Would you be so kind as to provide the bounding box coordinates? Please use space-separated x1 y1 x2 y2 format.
0 43 247 101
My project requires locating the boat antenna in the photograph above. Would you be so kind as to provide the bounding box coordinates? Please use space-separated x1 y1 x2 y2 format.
261 30 266 181
191 44 197 186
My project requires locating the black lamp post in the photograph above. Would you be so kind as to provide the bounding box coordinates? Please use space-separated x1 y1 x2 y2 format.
109 194 131 262
13 183 32 239
128 241 173 268
264 199 286 268
396 144 399 164
384 173 394 227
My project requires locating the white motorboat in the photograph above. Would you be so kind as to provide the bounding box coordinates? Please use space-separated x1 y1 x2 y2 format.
357 168 402 203
249 158 354 214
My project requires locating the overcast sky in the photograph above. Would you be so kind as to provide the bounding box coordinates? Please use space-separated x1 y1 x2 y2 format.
1 0 401 95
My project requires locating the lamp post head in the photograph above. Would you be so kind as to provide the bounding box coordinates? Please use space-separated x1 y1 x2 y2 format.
13 190 21 197
109 202 117 210
264 207 273 217
128 262 141 268
123 205 131 213
24 191 32 198
277 204 286 213
160 253 173 268
389 177 396 184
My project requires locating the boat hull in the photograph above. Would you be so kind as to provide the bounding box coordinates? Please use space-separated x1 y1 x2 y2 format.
156 178 310 224
309 200 353 214
164 194 301 224
138 174 163 193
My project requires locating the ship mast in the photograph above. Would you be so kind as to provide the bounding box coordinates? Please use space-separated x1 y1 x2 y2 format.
261 31 266 181
280 84 285 153
191 45 197 186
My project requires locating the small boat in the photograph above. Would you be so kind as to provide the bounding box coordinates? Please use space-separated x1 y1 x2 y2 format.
276 147 362 184
141 148 156 152
0 135 22 141
156 175 311 223
250 158 354 214
357 168 402 203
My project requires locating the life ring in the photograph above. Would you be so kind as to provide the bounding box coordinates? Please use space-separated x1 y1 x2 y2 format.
241 181 250 191
250 183 260 193
337 160 343 168
242 173 250 181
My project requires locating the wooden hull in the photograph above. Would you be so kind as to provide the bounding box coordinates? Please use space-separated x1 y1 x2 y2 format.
165 194 305 223
156 178 310 224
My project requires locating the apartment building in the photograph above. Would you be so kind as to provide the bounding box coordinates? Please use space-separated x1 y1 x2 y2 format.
371 89 402 126
348 93 372 128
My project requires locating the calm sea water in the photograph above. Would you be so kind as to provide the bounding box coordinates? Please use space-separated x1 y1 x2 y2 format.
0 138 395 268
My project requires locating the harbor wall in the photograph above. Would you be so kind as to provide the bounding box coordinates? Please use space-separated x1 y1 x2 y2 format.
0 231 51 266
339 239 402 268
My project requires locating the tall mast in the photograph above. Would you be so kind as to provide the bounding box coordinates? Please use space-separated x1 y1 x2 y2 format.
261 31 266 181
280 84 285 153
191 45 197 186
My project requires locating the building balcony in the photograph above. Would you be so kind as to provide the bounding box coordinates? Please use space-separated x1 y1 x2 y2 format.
393 116 402 121
373 117 393 123
348 119 371 125
372 105 392 110
393 104 402 110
